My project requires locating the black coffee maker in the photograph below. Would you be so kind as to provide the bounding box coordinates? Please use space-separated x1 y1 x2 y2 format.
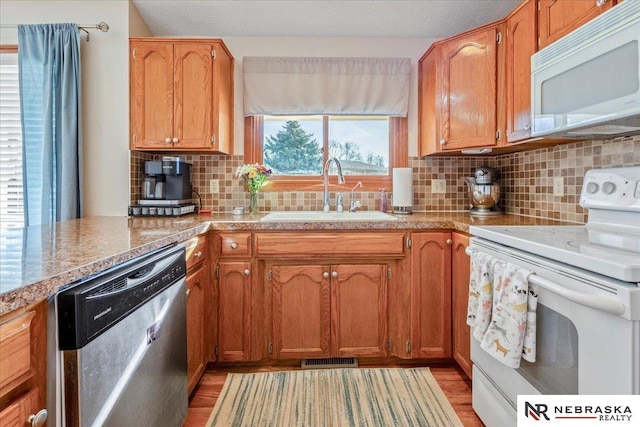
130 157 196 216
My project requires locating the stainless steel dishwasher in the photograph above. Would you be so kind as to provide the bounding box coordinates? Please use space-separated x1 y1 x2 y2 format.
47 244 188 427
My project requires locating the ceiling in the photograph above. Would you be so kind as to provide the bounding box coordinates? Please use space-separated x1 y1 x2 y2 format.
132 0 521 39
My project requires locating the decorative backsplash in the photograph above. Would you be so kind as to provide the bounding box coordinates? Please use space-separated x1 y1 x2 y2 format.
130 136 640 224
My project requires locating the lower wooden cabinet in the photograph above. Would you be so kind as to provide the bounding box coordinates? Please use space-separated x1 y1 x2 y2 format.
217 261 252 362
410 232 452 359
184 234 210 394
269 263 389 359
452 232 472 378
0 302 46 427
186 263 207 393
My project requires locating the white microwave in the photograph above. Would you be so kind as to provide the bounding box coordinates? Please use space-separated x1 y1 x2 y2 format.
531 0 640 139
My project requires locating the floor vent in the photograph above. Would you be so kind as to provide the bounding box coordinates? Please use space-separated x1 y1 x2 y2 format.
301 357 358 369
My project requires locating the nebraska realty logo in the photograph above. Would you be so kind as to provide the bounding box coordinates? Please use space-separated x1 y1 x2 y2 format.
518 396 640 426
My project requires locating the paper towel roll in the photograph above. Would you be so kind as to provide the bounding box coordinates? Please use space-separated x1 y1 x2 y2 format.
392 168 413 213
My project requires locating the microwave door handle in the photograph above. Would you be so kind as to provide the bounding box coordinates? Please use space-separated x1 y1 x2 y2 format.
529 275 625 316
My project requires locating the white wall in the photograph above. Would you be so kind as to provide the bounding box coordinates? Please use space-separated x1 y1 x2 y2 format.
222 37 436 156
0 0 150 217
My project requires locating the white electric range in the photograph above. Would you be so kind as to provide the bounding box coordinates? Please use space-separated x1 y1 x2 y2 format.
468 166 640 427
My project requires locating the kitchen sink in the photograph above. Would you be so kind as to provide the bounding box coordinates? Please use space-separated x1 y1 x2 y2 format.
260 211 399 222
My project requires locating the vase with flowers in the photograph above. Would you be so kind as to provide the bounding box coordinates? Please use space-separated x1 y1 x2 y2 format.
235 164 273 214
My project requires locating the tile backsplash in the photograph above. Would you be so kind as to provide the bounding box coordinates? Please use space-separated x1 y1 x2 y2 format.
130 136 640 224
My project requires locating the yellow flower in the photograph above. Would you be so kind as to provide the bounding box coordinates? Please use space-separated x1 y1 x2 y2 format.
248 170 257 179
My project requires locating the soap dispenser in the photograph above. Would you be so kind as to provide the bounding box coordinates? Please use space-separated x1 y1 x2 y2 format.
378 189 388 212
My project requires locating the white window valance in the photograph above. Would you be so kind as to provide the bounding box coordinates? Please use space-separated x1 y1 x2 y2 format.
243 56 410 117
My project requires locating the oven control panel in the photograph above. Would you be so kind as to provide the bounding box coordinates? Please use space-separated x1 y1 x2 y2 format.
580 166 640 211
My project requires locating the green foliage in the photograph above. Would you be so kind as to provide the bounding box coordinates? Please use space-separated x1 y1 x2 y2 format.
264 121 322 173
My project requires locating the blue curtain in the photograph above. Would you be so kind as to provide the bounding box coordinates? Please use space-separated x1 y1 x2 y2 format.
18 23 82 226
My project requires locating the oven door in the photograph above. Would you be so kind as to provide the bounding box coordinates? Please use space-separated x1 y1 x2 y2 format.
468 239 640 426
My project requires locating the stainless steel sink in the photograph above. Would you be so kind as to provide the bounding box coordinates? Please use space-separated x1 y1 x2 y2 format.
260 211 399 222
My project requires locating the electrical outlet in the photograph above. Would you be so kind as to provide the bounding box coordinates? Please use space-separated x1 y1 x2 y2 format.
432 179 446 194
553 177 564 196
209 179 219 194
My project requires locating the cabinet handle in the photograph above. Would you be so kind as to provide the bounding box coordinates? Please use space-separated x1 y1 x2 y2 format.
439 139 446 146
244 269 250 276
323 272 329 279
172 137 179 143
446 238 453 245
596 0 607 7
186 288 191 296
331 271 338 278
195 251 203 258
230 242 238 249
28 409 48 427
165 137 171 144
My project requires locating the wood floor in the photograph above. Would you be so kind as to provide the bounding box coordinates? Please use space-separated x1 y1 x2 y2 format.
184 363 484 427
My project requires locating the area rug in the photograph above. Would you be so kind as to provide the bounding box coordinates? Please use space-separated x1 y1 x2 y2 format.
205 368 464 427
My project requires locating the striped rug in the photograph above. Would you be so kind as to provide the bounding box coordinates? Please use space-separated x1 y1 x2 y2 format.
205 368 464 427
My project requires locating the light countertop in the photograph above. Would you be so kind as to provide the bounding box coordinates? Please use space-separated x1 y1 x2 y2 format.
0 212 567 315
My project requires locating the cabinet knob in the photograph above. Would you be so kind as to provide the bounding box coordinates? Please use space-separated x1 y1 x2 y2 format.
186 288 191 296
323 272 330 279
524 124 531 131
28 409 48 427
244 269 250 276
439 139 446 146
446 238 453 245
230 242 238 249
195 251 203 258
172 137 179 143
165 137 171 143
331 271 338 278
596 0 607 7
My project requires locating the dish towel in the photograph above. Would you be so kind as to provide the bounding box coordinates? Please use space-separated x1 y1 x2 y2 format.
466 251 497 341
479 260 538 368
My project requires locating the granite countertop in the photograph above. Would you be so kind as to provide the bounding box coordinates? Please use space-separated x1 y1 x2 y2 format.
0 212 567 315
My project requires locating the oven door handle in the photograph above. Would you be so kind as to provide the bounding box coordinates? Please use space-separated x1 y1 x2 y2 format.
528 274 626 316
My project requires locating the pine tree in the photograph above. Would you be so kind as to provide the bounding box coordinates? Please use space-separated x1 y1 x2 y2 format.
264 121 322 173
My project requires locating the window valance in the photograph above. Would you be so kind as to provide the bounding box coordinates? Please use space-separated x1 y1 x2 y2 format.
243 56 410 117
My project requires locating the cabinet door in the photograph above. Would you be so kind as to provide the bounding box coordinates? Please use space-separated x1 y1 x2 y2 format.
418 46 441 156
0 389 40 427
506 0 537 143
130 42 174 150
451 233 472 378
440 25 500 150
331 264 388 357
174 44 214 150
217 262 251 361
410 232 452 358
186 264 206 394
270 265 331 359
538 0 615 49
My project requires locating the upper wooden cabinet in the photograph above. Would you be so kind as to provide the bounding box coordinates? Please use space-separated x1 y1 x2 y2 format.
419 22 505 155
505 0 537 143
130 38 234 154
538 0 616 49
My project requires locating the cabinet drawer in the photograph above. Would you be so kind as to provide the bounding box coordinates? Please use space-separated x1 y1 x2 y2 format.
185 235 207 270
0 388 39 427
218 233 252 257
0 311 35 391
255 232 406 257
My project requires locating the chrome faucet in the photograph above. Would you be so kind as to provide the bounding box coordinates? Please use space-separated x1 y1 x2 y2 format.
323 158 345 212
350 181 363 212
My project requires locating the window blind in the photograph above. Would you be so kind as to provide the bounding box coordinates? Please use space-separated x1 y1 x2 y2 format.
243 57 411 117
0 52 24 228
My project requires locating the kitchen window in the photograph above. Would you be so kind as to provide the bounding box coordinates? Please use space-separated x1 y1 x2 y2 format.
243 56 410 191
244 115 406 191
0 47 24 228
